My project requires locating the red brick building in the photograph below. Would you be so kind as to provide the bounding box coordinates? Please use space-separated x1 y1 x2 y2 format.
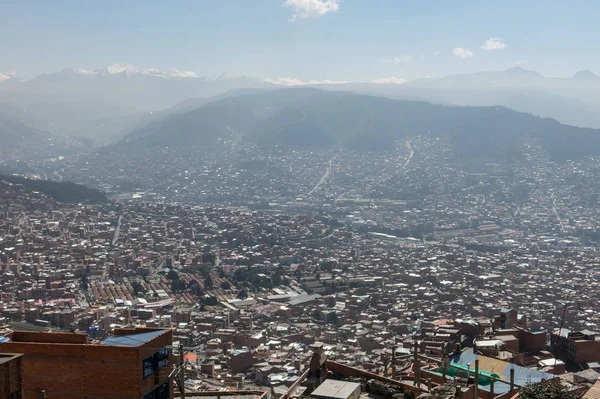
0 353 23 399
0 327 174 399
229 349 254 374
551 329 600 365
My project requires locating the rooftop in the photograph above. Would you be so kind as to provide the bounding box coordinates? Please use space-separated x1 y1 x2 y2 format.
0 353 23 365
100 329 168 347
311 379 361 399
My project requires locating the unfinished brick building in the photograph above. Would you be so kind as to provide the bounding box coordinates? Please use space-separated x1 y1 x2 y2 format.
0 327 173 399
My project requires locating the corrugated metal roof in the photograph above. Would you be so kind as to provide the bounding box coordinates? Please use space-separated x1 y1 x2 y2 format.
584 378 600 399
100 330 167 347
288 294 321 306
450 349 557 393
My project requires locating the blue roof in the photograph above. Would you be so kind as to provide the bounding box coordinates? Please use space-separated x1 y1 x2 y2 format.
450 349 557 393
100 330 167 347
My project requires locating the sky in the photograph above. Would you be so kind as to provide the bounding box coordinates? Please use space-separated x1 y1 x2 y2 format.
1 0 599 83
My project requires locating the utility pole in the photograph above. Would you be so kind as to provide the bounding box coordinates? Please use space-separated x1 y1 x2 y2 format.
413 338 421 387
557 295 569 340
473 359 479 399
179 343 185 399
555 294 570 375
168 343 204 398
391 345 396 379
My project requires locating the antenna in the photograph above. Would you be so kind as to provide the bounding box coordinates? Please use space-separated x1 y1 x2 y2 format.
557 293 570 341
554 293 570 375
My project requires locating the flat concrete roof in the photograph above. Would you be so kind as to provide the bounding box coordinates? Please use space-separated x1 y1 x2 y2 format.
312 380 361 399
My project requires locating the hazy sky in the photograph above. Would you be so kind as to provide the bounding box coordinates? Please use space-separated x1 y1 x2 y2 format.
1 0 598 82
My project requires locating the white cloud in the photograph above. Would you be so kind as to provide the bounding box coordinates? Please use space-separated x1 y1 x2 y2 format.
370 77 407 84
393 55 414 64
515 60 528 67
453 47 474 59
481 37 507 51
377 55 413 65
434 51 440 56
265 76 347 86
284 0 340 21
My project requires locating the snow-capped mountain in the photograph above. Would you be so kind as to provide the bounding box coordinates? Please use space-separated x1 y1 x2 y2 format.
0 71 17 82
93 63 203 79
0 63 274 112
35 64 205 80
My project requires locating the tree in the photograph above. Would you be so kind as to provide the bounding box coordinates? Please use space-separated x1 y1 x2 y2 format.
190 283 204 297
204 275 214 289
166 269 179 281
272 267 283 286
200 266 211 278
519 381 576 399
132 281 144 294
237 288 249 299
220 281 231 290
329 312 338 326
80 273 89 291
171 279 186 292
262 278 273 290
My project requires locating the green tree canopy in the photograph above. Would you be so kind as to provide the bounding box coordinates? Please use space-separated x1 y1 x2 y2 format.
166 269 179 281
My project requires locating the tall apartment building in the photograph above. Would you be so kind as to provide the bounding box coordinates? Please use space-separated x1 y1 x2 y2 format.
0 327 174 399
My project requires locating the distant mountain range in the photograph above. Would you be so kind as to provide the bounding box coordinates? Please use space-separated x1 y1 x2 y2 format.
0 64 274 110
0 114 90 165
2 64 600 145
122 88 600 162
0 64 275 143
314 67 600 129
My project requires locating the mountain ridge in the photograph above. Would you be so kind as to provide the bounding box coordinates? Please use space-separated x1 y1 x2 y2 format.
120 88 600 161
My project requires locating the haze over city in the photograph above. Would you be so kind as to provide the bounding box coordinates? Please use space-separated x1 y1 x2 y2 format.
2 2 600 399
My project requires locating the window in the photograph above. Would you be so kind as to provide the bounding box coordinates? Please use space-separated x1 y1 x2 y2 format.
10 392 21 399
144 381 170 399
143 348 170 378
143 355 155 378
156 348 169 369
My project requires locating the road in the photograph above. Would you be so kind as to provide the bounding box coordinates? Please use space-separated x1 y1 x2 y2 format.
551 193 565 231
53 171 64 182
336 140 414 205
308 156 334 195
402 141 414 168
111 215 123 246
